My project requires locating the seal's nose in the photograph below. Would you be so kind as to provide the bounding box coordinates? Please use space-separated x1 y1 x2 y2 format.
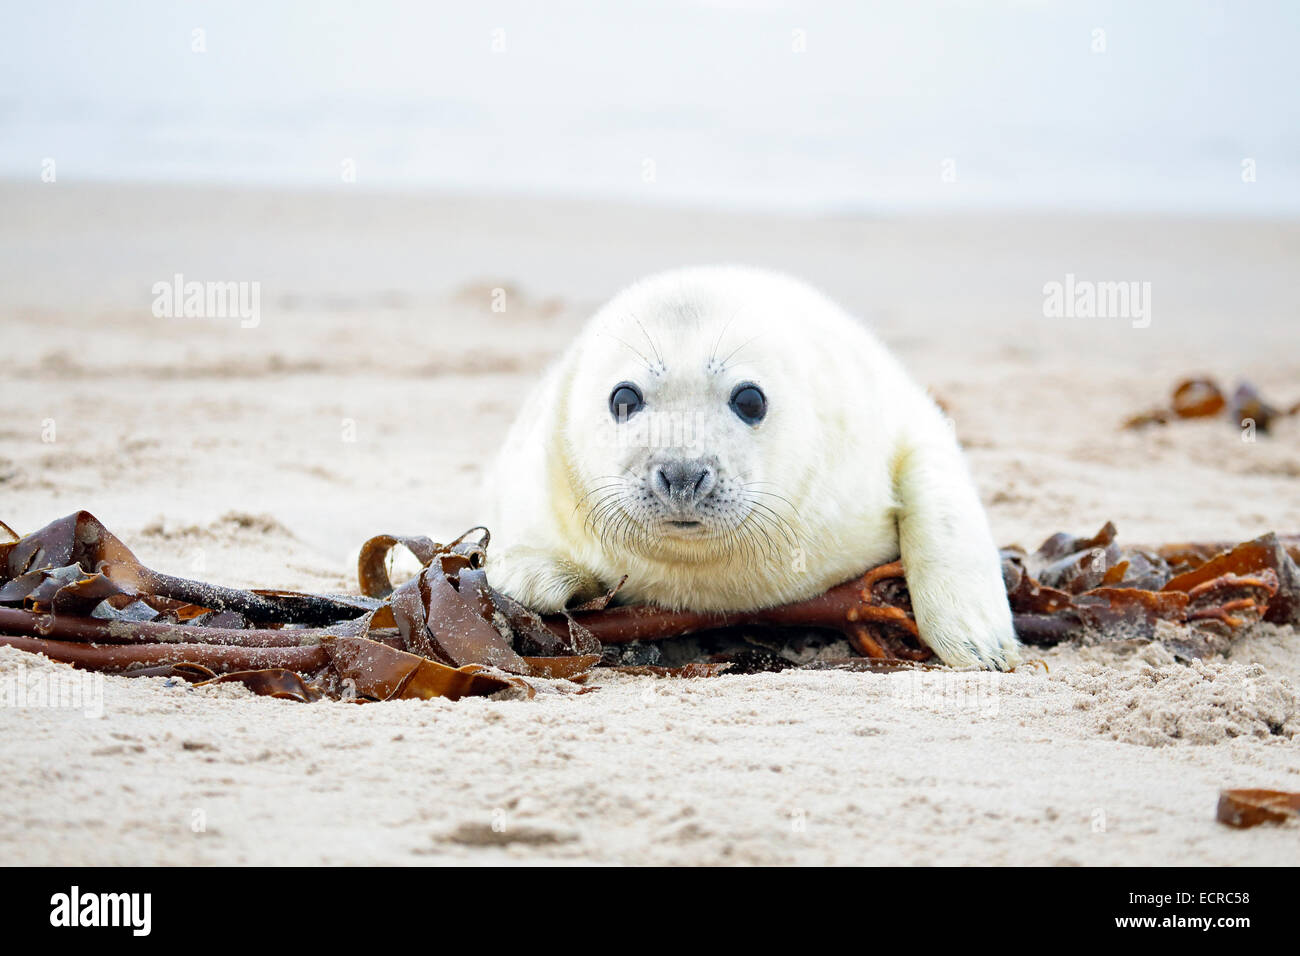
650 458 717 508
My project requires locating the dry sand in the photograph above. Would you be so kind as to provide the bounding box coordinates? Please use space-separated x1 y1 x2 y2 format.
1 182 1297 864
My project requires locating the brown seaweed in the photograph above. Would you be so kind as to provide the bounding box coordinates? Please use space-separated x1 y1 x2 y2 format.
328 636 519 701
197 668 325 703
0 511 375 625
1216 789 1300 828
549 560 931 662
0 513 594 701
0 632 330 673
2 510 1298 701
1164 534 1299 625
1124 376 1299 433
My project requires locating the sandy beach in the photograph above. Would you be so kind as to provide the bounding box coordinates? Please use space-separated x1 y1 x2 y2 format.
1 181 1297 865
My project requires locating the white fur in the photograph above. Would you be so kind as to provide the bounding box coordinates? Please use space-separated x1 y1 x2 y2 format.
483 266 1021 670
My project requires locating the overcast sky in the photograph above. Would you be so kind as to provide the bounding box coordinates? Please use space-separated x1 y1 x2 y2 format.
3 1 1297 212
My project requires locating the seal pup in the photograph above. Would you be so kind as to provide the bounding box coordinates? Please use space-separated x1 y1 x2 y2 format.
483 266 1020 670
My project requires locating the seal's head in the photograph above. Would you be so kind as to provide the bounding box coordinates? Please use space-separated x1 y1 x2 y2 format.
559 267 845 567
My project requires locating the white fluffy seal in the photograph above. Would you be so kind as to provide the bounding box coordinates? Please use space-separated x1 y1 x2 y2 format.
483 266 1020 670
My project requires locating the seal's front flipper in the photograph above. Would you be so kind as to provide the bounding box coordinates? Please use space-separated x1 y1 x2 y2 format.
891 432 1021 671
488 546 603 614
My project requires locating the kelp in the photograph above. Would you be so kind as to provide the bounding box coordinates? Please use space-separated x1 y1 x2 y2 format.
1000 524 1297 659
555 560 929 661
1124 376 1300 432
0 512 595 702
1 510 1298 702
1216 789 1300 828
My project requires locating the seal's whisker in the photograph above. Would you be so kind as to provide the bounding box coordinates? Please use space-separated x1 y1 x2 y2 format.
613 510 639 553
733 518 767 566
745 498 799 547
745 506 794 553
738 484 799 528
708 308 742 367
584 496 625 539
573 481 629 510
742 512 782 564
594 507 619 552
612 511 642 555
602 331 656 375
719 334 760 370
584 497 622 529
724 522 750 566
740 482 802 513
750 525 777 567
588 497 624 529
629 312 666 371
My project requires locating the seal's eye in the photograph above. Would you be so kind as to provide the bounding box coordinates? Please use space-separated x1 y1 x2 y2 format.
729 383 767 425
609 382 645 421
